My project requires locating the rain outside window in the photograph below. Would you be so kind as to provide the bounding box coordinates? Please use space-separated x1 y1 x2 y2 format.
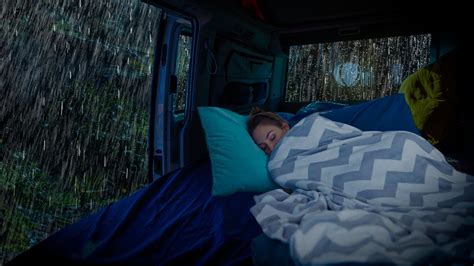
285 34 431 102
174 33 192 114
1 0 161 263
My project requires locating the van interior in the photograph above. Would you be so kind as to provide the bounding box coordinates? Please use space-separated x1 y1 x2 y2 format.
7 0 470 265
146 0 466 178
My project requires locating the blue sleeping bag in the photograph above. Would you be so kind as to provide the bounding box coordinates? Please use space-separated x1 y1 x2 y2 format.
288 93 420 135
9 161 262 266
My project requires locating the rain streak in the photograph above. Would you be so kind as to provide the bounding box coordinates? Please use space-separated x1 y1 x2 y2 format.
1 1 161 263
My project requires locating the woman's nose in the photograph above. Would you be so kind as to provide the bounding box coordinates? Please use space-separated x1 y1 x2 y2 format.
267 142 275 154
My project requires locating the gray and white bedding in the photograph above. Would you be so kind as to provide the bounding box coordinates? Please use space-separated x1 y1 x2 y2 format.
250 113 474 265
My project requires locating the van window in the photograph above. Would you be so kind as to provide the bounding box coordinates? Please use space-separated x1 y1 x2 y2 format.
174 33 192 114
1 0 161 262
285 34 431 102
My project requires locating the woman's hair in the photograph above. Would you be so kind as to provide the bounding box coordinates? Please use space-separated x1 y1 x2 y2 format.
247 106 287 134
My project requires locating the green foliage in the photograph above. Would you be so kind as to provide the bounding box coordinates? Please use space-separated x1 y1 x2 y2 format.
1 0 161 263
0 207 34 255
175 34 192 112
0 152 127 262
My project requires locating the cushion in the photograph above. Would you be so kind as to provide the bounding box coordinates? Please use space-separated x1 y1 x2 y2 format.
198 107 279 196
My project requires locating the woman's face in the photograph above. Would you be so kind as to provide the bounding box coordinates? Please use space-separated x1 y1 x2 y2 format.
251 122 289 155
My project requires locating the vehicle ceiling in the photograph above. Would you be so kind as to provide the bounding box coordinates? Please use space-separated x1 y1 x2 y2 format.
147 0 459 38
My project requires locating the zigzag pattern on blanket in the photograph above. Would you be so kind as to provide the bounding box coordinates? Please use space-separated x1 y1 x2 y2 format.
252 113 474 264
268 114 471 209
291 209 444 264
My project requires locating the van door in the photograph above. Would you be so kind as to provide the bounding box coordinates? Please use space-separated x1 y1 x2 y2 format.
149 11 193 179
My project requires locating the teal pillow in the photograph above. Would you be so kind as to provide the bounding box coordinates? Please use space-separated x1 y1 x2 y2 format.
198 107 279 196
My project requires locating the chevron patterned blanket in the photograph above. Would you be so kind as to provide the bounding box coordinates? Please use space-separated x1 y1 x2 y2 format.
250 113 474 265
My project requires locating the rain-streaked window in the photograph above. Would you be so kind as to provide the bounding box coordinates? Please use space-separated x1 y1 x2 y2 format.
174 33 192 114
1 0 161 263
285 35 431 102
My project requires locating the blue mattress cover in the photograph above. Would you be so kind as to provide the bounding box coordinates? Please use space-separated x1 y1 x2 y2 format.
9 161 262 265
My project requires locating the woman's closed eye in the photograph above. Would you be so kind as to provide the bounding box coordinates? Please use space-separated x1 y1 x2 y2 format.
269 134 275 141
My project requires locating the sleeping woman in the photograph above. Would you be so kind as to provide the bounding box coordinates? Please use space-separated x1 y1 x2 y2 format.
247 106 474 265
247 107 290 155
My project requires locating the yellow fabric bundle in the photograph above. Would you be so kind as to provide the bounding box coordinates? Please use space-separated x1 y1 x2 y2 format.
399 50 457 145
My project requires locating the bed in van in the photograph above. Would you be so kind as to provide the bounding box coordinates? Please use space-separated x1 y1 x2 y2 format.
8 0 471 265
